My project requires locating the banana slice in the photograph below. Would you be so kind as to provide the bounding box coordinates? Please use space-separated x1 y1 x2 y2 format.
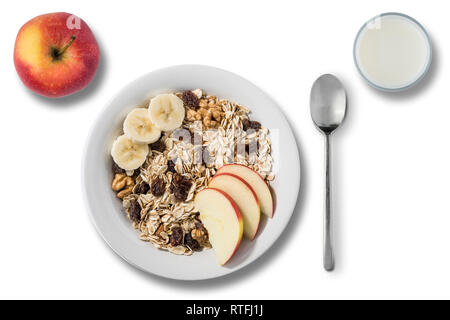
148 94 185 131
123 108 161 144
111 135 149 171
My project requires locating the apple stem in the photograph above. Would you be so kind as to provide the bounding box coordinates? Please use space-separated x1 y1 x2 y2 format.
58 36 76 56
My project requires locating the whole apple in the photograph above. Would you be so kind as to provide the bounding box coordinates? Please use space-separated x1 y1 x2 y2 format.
14 12 100 98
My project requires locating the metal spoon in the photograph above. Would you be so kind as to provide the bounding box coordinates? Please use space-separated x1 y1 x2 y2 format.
310 74 347 271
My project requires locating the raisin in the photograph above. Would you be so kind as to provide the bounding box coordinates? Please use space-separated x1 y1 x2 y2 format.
167 160 176 173
132 169 140 179
242 118 261 131
171 174 193 202
242 119 251 131
173 188 188 202
151 177 166 197
112 162 125 174
149 138 166 152
135 182 150 194
170 227 183 246
181 90 199 109
184 233 201 251
172 173 181 184
129 200 141 222
195 221 208 236
250 121 261 130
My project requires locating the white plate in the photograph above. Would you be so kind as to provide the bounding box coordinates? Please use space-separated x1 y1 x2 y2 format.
82 65 300 280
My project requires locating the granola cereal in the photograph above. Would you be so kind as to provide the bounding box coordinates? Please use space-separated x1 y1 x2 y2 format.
111 89 274 256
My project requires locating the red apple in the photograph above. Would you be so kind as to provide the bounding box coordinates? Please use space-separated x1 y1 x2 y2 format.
14 12 100 98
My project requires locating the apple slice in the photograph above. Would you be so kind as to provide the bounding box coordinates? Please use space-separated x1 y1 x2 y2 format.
194 188 244 265
209 173 260 240
216 164 274 218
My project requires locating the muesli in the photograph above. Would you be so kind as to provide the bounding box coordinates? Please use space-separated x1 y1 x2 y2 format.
110 89 274 259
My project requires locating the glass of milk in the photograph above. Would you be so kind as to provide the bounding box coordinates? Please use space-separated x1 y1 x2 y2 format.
354 12 432 92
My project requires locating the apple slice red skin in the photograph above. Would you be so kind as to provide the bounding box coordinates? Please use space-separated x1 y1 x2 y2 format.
211 173 261 240
196 187 244 266
216 164 274 218
14 12 100 98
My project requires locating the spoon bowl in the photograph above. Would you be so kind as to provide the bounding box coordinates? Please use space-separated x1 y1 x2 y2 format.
310 74 347 134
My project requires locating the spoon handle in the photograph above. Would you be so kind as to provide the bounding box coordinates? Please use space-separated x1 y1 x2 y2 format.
324 134 335 271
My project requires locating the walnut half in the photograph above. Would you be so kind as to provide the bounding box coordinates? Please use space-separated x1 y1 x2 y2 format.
112 173 135 199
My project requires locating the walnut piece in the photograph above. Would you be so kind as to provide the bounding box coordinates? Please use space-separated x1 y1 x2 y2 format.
187 109 202 121
186 96 225 129
112 173 135 199
191 227 210 248
117 186 134 199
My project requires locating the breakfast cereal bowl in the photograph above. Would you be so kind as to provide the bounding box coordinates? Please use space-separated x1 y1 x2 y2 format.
82 65 300 280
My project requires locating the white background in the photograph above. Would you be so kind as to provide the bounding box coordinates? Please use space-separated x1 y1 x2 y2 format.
0 0 448 300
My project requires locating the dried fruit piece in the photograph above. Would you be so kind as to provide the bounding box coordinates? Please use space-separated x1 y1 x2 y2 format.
149 138 166 152
173 173 192 188
135 182 150 194
151 177 166 197
129 200 141 222
184 233 201 251
170 174 193 201
167 160 176 173
112 162 125 174
250 121 261 130
170 227 183 246
181 90 199 109
132 169 140 179
173 188 187 202
242 119 251 131
191 222 210 247
242 119 261 131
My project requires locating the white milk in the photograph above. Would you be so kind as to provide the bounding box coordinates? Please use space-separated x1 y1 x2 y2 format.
354 13 432 91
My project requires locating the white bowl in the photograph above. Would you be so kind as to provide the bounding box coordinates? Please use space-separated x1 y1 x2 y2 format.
82 65 301 280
